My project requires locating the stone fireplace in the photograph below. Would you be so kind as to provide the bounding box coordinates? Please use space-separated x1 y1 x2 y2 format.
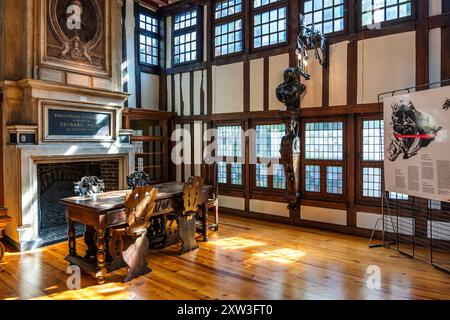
0 0 131 251
37 160 119 246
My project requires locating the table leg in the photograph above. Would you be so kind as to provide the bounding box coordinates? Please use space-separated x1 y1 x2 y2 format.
202 207 209 242
96 228 107 285
67 215 77 257
0 241 5 271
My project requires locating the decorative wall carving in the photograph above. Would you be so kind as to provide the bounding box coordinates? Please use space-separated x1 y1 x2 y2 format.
42 0 110 76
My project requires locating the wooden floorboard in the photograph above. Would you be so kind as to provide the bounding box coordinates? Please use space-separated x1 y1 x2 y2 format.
0 214 449 300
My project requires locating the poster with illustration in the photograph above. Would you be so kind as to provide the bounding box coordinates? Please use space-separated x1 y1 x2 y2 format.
384 86 450 203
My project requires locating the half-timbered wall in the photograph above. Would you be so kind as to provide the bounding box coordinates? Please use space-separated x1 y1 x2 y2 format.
123 0 450 237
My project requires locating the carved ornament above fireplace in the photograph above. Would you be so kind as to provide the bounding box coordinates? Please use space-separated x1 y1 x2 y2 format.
41 0 110 77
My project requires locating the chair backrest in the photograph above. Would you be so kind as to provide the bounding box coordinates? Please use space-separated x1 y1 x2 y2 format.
183 176 203 214
127 171 151 189
74 176 105 196
124 186 158 234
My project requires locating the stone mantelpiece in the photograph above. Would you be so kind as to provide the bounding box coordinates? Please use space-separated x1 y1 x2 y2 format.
0 0 132 251
4 143 133 251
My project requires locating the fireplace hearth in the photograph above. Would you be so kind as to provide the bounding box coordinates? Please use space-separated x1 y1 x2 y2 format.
37 161 119 246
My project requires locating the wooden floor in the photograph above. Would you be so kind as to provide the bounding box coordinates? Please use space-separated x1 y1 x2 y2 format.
0 214 449 300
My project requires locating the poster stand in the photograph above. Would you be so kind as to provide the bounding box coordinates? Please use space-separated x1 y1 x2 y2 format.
367 80 450 274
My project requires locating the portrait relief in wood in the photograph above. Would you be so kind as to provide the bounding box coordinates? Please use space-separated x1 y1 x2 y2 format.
42 0 110 76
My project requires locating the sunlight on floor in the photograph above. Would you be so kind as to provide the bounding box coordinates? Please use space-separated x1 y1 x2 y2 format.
252 248 305 264
207 237 266 250
32 283 138 300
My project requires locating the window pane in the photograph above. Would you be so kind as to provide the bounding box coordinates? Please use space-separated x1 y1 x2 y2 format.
255 124 286 190
361 0 413 26
214 19 243 56
363 167 382 197
327 166 343 194
389 192 409 200
305 122 343 160
174 31 197 64
174 9 198 31
256 163 269 188
305 165 321 192
362 120 384 161
138 12 159 66
254 0 280 9
303 0 345 34
273 164 286 189
254 7 287 48
231 162 243 185
256 124 285 159
217 126 242 157
218 162 227 184
215 0 242 19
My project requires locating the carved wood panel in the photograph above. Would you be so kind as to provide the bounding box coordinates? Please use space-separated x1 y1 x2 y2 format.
41 0 110 76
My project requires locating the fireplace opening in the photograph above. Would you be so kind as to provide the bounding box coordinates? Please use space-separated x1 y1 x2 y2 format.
37 160 119 246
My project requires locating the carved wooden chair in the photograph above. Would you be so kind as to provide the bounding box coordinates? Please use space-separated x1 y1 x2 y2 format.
197 166 219 241
73 176 106 261
109 186 158 283
127 171 151 189
178 176 202 254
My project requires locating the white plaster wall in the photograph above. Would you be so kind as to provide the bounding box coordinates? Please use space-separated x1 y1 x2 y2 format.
269 53 289 110
175 124 182 182
357 212 383 230
429 0 442 16
182 73 191 115
174 73 181 114
357 212 414 235
428 221 450 240
429 28 441 85
183 123 192 179
250 200 289 217
193 71 203 115
141 72 159 109
218 195 245 211
357 32 416 103
213 62 244 114
167 76 173 112
194 121 203 176
250 58 264 112
301 206 347 225
301 50 324 108
124 0 137 107
329 41 348 106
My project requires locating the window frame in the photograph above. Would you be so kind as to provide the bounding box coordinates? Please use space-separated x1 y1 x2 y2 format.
301 117 347 202
215 121 245 191
250 0 290 53
356 114 413 207
212 0 245 60
135 6 162 74
356 114 385 206
357 0 416 32
250 119 287 195
171 6 203 67
301 0 348 37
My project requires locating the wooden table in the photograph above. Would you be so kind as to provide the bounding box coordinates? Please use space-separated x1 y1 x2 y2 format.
61 182 212 284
